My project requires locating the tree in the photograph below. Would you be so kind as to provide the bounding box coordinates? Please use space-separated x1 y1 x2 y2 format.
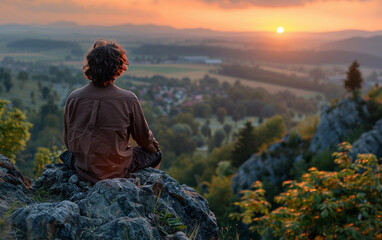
201 123 211 139
344 61 363 100
231 143 382 239
17 71 29 89
223 124 232 142
174 112 199 135
257 115 286 147
209 129 226 150
0 100 32 162
3 72 13 92
42 86 50 100
33 146 63 178
216 107 227 124
231 121 256 168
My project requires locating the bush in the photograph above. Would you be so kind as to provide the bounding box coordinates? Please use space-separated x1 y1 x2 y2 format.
231 143 382 240
0 100 32 162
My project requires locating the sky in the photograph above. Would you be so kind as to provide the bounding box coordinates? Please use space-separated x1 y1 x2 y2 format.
0 0 381 32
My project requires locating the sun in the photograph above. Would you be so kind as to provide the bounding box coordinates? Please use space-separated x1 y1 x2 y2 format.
277 26 284 34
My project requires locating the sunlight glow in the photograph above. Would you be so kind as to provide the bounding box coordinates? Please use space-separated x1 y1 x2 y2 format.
277 26 284 34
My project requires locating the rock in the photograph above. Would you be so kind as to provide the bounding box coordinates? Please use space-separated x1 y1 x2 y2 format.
91 217 162 240
32 163 86 200
232 138 304 193
0 154 218 240
11 200 81 240
166 231 189 240
77 169 218 240
0 154 33 239
351 119 382 159
309 99 369 153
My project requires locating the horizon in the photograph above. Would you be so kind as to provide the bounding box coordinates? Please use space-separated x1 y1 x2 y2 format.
1 0 381 33
2 20 382 35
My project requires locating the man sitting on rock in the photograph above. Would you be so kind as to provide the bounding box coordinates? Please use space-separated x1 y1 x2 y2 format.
63 39 161 184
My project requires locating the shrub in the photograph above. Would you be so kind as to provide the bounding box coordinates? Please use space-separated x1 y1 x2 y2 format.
231 143 382 239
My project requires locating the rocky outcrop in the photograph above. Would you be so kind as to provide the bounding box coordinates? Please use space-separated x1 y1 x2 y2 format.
0 155 33 239
233 99 382 193
351 118 382 158
309 99 369 153
1 155 218 240
232 133 305 193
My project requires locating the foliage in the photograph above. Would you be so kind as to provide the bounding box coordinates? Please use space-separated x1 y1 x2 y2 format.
344 61 363 100
231 143 382 239
33 146 63 178
0 68 13 92
209 129 226 150
293 116 319 140
257 115 286 148
201 122 212 139
168 144 234 186
231 121 256 168
174 112 199 135
0 100 32 162
156 208 187 236
231 116 286 168
223 124 233 142
310 149 336 171
217 107 227 124
203 175 238 227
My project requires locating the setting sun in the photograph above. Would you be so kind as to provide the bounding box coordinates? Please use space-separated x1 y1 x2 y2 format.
277 26 284 34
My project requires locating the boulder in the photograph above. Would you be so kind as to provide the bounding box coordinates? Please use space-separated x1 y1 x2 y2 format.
1 156 218 240
0 154 33 238
11 200 81 240
351 119 382 159
232 134 304 193
309 99 369 153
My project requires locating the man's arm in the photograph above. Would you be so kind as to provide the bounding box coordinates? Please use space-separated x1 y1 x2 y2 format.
129 95 159 152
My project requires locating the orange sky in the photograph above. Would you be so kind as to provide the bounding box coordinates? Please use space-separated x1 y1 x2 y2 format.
0 0 381 32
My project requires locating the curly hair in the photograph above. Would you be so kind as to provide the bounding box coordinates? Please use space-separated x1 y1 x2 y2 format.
83 39 128 87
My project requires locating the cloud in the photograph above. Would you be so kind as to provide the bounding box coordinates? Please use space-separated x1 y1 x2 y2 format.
201 0 369 8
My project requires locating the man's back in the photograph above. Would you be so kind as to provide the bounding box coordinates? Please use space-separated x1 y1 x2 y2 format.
64 83 157 183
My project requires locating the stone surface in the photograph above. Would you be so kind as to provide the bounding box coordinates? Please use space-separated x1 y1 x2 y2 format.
0 155 218 240
351 119 382 159
232 99 382 194
0 154 33 239
11 200 81 240
309 99 369 153
232 134 304 193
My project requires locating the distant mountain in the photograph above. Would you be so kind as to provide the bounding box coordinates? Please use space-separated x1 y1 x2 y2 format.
321 36 382 57
0 22 381 50
135 44 382 69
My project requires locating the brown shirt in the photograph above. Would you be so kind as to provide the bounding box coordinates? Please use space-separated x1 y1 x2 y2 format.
64 83 158 183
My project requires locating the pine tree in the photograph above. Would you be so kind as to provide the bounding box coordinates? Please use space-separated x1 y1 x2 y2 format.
344 61 363 100
231 121 256 168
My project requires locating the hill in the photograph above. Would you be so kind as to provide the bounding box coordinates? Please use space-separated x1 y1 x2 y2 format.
134 44 382 69
321 35 382 57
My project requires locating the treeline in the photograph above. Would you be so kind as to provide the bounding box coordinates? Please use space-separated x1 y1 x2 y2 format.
218 64 320 91
7 39 81 52
134 44 382 69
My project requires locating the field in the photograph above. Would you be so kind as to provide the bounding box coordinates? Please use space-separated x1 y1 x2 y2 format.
125 64 320 98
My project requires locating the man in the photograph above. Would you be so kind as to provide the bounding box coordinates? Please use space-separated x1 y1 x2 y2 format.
63 39 161 184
